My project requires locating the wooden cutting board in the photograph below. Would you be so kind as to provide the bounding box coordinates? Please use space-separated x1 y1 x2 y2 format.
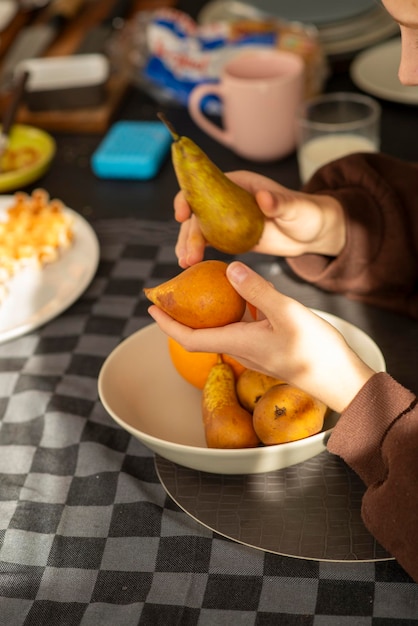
0 0 177 133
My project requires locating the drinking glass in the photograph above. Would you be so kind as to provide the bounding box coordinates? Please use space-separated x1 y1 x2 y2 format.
297 92 381 183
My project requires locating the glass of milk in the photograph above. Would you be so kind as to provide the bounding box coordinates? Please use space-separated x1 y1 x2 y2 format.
296 92 381 184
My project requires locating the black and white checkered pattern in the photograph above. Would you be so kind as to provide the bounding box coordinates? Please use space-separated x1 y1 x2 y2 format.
1 219 417 625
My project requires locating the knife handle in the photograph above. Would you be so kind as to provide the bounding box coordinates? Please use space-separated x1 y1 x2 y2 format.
2 70 29 135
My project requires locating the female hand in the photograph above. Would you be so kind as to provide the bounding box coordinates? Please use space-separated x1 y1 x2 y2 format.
148 261 374 413
174 171 346 268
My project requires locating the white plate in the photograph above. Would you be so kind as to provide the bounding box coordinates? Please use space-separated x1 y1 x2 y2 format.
351 38 418 104
197 1 398 58
0 196 99 343
320 10 398 57
98 314 386 475
199 0 377 26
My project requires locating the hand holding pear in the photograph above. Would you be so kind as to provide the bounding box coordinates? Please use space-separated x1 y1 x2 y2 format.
158 113 264 255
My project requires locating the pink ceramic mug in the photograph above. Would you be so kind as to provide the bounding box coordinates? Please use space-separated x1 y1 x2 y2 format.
188 48 305 162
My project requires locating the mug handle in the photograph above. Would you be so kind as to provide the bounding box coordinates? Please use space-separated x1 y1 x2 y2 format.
188 82 233 149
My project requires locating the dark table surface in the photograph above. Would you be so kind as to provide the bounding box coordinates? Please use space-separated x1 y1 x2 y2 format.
34 67 418 223
1 2 418 623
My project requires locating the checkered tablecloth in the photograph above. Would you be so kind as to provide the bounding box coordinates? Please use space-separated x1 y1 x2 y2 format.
1 218 417 625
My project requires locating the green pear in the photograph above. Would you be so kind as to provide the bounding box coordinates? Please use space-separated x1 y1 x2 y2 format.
158 113 264 255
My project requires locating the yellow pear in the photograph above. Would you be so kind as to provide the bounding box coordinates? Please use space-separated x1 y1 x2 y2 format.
144 260 246 328
158 112 264 255
252 384 328 445
236 368 286 413
202 355 260 448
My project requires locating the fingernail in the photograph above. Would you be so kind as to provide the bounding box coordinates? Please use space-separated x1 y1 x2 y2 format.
227 262 249 284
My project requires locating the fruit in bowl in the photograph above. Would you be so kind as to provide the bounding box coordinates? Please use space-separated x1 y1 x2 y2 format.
236 368 285 412
175 344 327 449
202 355 260 449
168 336 245 389
98 313 386 474
252 383 328 445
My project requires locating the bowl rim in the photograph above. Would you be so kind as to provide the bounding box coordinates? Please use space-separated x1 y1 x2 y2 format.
98 310 386 457
98 381 334 457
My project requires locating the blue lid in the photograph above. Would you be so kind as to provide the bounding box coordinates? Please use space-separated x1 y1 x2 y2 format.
91 121 172 180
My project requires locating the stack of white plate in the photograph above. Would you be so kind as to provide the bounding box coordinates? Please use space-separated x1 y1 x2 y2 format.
350 38 418 104
197 0 399 60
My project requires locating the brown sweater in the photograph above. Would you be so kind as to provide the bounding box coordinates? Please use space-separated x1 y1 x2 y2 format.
288 152 418 318
288 153 418 581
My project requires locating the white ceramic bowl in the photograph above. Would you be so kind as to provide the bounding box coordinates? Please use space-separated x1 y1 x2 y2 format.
98 312 386 474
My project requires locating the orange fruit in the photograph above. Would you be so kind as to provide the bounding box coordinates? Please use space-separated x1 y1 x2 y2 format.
168 336 245 389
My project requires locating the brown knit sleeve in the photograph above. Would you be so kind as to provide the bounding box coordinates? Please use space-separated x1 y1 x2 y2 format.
287 153 418 318
327 372 418 581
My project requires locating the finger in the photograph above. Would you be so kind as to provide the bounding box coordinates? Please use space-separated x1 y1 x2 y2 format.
184 216 206 267
147 304 244 355
254 189 276 214
225 170 278 194
173 191 191 222
226 261 291 326
255 188 302 221
184 217 206 266
175 221 192 267
255 189 296 220
175 219 206 268
147 305 193 342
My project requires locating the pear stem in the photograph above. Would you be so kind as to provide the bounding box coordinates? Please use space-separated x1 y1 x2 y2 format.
157 112 180 142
